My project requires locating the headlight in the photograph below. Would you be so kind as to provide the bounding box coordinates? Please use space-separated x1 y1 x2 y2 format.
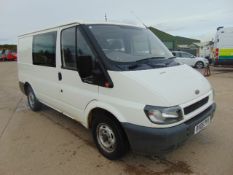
144 105 183 124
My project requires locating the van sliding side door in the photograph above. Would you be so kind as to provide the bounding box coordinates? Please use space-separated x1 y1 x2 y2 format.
32 31 63 110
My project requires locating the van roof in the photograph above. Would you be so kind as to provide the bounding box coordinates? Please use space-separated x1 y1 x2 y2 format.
18 21 145 37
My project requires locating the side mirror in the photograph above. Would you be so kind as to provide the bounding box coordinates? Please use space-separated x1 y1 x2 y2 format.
78 55 93 78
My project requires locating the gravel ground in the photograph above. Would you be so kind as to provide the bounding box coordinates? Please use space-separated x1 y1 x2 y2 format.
0 62 232 175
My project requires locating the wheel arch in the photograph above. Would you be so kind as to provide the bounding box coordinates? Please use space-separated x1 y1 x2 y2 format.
86 102 130 152
84 101 127 129
24 82 31 95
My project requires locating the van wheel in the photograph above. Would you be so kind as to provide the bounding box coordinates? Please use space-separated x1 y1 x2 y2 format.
92 113 129 160
27 86 42 111
195 61 204 69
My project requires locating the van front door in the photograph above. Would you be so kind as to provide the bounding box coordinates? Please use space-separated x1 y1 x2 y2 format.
59 26 98 124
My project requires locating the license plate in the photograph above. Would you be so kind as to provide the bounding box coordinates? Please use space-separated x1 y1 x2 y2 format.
194 117 210 134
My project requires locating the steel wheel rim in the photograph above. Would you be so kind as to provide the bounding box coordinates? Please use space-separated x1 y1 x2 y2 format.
28 92 35 108
96 123 116 153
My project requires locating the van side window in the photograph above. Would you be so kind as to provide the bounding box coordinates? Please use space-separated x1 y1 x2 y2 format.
76 28 95 59
61 27 76 70
32 32 57 67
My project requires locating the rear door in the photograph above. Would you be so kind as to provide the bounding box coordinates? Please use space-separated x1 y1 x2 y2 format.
58 26 98 122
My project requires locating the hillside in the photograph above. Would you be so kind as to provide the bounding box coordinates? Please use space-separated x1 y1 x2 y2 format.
149 27 175 41
175 36 200 45
148 26 200 50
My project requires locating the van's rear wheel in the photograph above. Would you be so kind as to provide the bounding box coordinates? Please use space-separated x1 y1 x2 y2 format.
92 113 129 160
27 86 42 111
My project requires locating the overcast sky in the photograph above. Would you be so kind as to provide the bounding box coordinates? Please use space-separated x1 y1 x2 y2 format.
0 0 232 44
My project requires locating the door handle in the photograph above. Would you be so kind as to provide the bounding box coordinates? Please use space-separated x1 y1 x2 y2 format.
58 72 62 81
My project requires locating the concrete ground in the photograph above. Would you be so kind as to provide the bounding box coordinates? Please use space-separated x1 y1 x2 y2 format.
0 62 232 175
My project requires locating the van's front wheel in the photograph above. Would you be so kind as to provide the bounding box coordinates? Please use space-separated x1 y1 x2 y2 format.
27 86 42 111
92 113 129 160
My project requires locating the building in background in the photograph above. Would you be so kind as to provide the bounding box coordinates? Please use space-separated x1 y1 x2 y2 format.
195 41 214 58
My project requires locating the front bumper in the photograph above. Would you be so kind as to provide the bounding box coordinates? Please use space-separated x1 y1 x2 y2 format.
122 103 216 154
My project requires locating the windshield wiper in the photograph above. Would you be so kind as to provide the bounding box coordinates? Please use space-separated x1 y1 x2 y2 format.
136 57 165 63
168 56 176 59
128 64 140 70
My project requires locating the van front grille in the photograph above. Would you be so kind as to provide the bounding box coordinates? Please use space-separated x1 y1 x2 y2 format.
184 96 209 115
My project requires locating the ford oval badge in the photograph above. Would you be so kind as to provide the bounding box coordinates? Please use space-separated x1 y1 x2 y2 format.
195 89 200 95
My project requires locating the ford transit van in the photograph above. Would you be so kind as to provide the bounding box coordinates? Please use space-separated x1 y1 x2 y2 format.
18 22 216 160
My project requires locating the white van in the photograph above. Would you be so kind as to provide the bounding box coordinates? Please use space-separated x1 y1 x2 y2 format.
213 26 233 65
18 22 216 160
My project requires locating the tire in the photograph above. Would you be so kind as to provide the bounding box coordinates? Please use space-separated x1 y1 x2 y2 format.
195 61 204 69
92 112 129 160
27 86 42 111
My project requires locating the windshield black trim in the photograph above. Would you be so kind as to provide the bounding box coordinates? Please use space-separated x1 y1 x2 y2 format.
80 24 115 86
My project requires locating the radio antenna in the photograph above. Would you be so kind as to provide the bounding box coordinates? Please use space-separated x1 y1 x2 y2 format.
130 11 147 28
105 13 108 22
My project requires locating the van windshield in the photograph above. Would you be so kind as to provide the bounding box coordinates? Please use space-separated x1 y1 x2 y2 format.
88 24 173 64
